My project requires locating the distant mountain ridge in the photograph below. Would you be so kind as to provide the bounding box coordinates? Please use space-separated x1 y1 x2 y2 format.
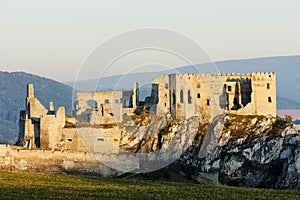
0 71 73 143
65 55 300 109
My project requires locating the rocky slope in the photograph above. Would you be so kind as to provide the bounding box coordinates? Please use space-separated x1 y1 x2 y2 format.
118 114 300 189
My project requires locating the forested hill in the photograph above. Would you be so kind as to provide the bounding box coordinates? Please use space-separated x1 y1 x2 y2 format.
0 71 73 143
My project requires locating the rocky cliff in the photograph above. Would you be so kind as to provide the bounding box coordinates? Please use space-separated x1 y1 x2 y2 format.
118 114 300 189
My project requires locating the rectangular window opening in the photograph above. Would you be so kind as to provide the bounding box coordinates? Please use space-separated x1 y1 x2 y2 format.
268 97 272 103
180 90 184 103
188 90 192 104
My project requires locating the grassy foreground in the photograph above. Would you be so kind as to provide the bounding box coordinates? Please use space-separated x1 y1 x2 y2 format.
0 170 299 200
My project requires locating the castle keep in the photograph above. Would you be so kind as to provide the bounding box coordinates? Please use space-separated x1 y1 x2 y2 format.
18 72 276 149
152 72 276 122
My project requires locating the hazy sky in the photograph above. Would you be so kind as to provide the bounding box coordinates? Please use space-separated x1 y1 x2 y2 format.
0 0 299 82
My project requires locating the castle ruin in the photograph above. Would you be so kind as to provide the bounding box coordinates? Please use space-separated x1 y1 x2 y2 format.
74 72 276 124
18 84 65 149
152 72 276 122
17 72 276 150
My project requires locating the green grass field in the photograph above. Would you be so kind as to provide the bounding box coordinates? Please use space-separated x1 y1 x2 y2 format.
0 170 299 200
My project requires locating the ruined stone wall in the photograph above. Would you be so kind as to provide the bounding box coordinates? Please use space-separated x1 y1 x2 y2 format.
152 75 171 116
40 115 55 149
75 89 138 124
93 91 123 124
0 146 101 174
23 119 35 147
62 128 89 152
27 98 48 118
154 73 222 122
56 107 66 126
74 92 93 121
39 107 66 150
76 127 120 154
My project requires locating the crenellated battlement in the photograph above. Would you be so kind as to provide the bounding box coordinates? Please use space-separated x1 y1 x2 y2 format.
250 72 276 81
153 72 276 81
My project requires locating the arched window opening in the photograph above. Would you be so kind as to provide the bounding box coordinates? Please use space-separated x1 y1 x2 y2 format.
88 100 98 108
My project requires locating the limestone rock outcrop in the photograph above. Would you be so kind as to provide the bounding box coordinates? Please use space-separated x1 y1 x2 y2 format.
119 114 300 189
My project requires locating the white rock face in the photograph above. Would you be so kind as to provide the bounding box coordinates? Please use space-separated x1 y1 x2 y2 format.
182 116 300 189
116 115 201 173
118 114 300 189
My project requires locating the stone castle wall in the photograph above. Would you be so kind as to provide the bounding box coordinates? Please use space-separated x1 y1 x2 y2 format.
74 87 138 124
0 145 104 175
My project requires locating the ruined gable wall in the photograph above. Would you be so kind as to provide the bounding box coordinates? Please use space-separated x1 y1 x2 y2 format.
62 128 89 152
74 92 93 118
27 98 48 118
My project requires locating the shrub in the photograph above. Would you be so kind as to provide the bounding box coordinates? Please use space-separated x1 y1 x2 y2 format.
273 115 292 129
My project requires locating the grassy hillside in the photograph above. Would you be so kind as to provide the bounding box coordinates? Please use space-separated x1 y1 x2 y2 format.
0 170 299 200
0 71 73 143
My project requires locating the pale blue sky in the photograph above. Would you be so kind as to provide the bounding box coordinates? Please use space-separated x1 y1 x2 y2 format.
0 0 299 81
